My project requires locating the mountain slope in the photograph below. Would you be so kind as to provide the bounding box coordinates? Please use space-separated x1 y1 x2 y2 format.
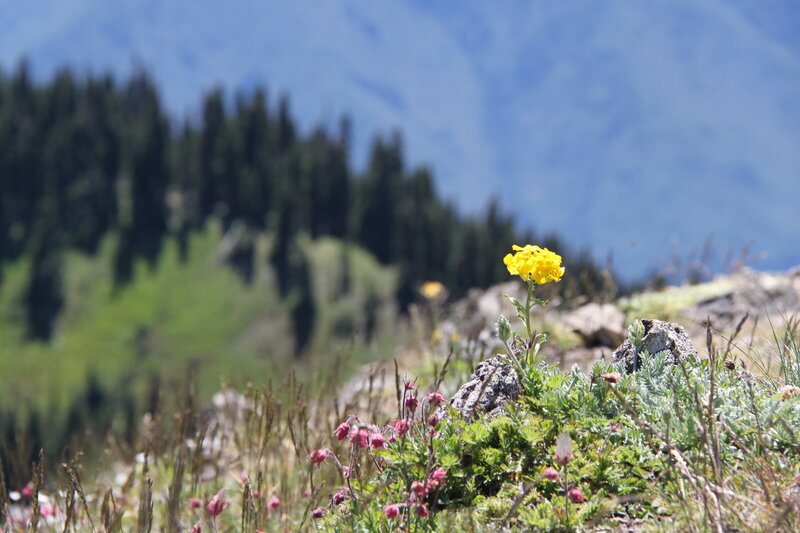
1 0 798 278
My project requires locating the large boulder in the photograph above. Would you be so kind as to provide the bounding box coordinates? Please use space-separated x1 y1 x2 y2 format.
563 303 626 348
447 356 521 418
612 319 697 373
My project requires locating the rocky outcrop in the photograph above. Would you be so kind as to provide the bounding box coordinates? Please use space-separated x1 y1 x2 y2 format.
683 270 800 330
563 303 626 348
612 319 696 373
447 356 521 418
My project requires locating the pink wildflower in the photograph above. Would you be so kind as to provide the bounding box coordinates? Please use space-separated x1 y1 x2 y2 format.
206 491 230 517
416 504 430 518
567 487 585 503
426 392 445 407
311 507 327 519
189 497 203 510
21 484 33 499
335 422 350 441
267 496 280 511
384 504 401 519
405 396 420 413
430 468 446 483
390 419 411 436
190 523 202 533
308 448 329 465
555 433 574 466
427 412 440 428
351 428 370 448
542 467 559 481
370 433 386 449
411 480 427 500
403 379 417 391
332 491 346 505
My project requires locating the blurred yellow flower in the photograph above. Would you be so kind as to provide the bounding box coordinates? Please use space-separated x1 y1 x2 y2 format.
503 244 564 284
420 281 445 299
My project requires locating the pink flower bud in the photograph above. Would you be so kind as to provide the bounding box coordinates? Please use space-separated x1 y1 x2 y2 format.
405 396 419 413
427 413 440 428
416 504 429 518
267 496 280 511
403 379 417 391
555 433 574 466
335 422 350 440
351 428 370 448
206 491 230 517
390 419 411 436
430 468 446 483
426 392 445 407
189 497 203 510
370 433 386 450
332 491 346 505
601 372 621 384
411 480 427 500
190 523 202 533
308 448 329 465
567 487 585 503
384 504 400 519
542 467 559 481
311 507 327 519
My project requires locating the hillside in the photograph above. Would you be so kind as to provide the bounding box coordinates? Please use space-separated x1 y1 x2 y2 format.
1 0 799 277
2 258 799 531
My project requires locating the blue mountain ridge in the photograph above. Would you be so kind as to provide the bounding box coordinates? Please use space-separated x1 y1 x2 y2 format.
1 0 798 280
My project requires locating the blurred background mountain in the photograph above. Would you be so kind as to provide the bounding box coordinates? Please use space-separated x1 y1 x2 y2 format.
1 0 798 278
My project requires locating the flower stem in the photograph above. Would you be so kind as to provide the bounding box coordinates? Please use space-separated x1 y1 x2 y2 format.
524 280 534 348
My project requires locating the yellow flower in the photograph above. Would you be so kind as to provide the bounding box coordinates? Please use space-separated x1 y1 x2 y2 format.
503 244 565 284
420 280 445 299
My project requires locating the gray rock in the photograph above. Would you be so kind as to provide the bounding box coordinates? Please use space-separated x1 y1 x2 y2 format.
563 303 626 348
684 270 800 330
448 356 521 418
612 319 696 373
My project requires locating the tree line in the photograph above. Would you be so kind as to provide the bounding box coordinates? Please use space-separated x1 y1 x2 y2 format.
0 63 610 342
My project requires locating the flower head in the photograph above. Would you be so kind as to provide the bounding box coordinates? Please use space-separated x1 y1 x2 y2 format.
542 466 559 481
555 432 574 466
351 428 370 448
370 433 386 450
335 422 351 440
389 419 411 436
405 396 419 413
206 491 230 517
311 507 327 519
503 245 564 284
189 497 203 510
416 504 430 518
308 448 329 465
420 281 445 299
191 523 202 533
411 480 427 500
567 487 585 503
601 372 621 384
267 496 281 511
426 392 445 407
384 504 401 519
